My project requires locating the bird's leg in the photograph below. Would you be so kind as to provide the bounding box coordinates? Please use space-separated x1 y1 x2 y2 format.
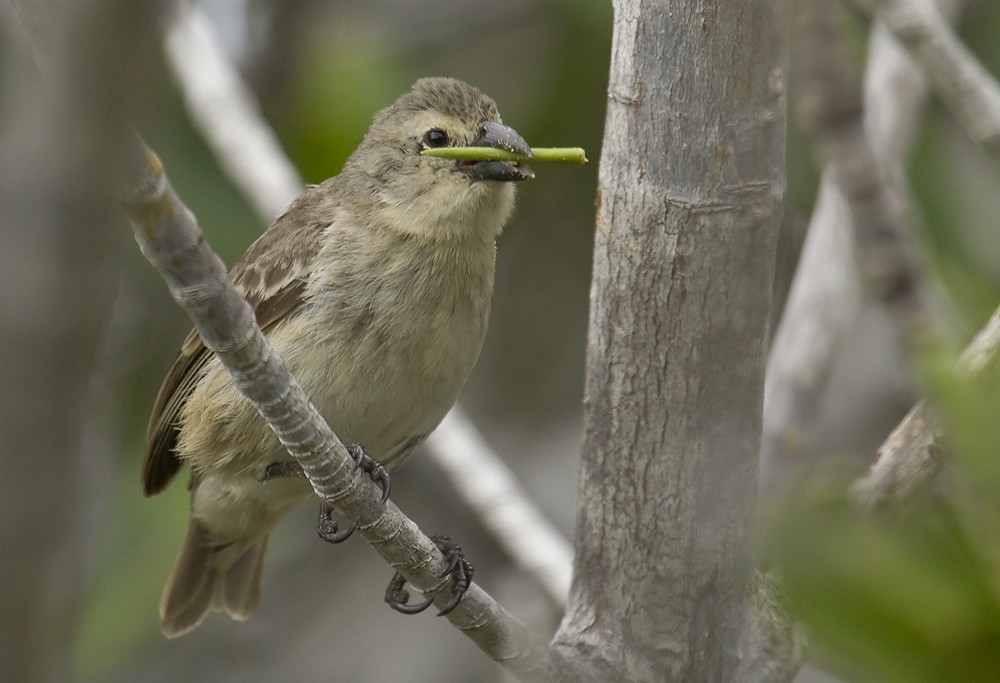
260 461 306 480
261 443 389 544
385 535 473 616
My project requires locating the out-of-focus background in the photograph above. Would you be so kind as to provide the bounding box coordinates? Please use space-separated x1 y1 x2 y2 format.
2 1 1000 681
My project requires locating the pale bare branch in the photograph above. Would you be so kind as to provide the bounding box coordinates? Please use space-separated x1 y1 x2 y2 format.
426 410 573 608
761 177 860 491
164 0 302 220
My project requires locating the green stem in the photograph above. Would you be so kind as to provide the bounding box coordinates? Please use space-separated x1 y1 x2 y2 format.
421 147 588 164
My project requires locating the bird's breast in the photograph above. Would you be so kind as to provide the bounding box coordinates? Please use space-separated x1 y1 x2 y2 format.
282 243 495 463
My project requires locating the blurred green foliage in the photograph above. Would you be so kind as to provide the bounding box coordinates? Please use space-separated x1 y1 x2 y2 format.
281 25 410 183
769 345 1000 682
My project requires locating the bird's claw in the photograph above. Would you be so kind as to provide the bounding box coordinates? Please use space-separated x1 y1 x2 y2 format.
346 442 391 503
385 535 474 616
317 499 356 543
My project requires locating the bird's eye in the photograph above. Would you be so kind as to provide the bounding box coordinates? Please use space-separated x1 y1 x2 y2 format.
423 129 449 148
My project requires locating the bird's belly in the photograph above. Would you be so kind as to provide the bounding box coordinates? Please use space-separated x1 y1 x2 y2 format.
191 470 312 544
287 308 485 463
179 287 488 544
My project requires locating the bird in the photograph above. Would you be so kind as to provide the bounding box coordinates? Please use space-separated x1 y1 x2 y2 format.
142 77 533 637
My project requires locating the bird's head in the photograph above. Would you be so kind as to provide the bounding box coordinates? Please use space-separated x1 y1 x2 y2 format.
345 77 533 243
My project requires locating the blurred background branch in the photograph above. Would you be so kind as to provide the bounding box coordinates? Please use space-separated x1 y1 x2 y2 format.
852 0 1000 150
164 0 301 221
791 0 939 345
427 410 573 607
1 1 160 681
761 0 962 498
854 303 1000 509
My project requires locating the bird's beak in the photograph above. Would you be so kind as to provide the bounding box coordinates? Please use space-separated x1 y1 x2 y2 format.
464 121 535 182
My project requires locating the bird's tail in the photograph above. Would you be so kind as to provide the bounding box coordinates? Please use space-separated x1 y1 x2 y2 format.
159 519 269 638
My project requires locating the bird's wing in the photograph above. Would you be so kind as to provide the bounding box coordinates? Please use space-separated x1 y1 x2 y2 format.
142 207 328 497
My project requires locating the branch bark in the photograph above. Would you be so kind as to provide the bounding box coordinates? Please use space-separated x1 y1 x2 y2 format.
553 0 786 679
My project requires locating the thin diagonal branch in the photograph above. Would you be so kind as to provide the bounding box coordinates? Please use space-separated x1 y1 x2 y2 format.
853 305 1000 508
163 0 574 607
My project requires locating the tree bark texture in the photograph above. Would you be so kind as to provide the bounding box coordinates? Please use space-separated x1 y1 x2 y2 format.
555 1 785 680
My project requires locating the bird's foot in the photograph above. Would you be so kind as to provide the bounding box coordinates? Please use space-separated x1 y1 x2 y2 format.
262 443 389 544
385 535 473 616
260 462 354 542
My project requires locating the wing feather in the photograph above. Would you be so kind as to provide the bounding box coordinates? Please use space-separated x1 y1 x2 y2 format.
142 190 335 496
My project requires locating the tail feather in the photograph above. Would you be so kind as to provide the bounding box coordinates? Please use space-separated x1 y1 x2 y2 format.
159 520 269 638
214 534 268 621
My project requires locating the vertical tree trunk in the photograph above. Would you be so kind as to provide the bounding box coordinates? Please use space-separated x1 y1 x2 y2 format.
554 1 785 680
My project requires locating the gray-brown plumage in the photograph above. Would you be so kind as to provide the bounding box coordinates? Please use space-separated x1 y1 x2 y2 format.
143 77 532 637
